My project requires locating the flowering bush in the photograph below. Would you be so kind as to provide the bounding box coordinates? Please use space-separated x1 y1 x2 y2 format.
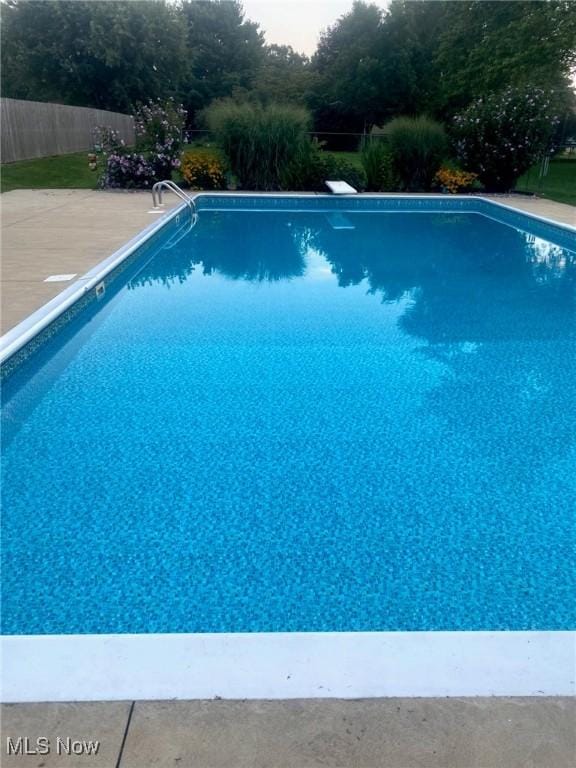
433 167 477 194
92 126 125 155
181 151 227 190
90 126 125 177
135 97 186 181
100 153 156 189
453 86 560 192
97 98 187 189
135 98 186 152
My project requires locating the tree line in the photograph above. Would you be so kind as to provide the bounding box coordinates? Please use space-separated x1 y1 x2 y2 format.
1 0 575 133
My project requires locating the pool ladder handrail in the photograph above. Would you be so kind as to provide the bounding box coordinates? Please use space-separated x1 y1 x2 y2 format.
152 180 196 213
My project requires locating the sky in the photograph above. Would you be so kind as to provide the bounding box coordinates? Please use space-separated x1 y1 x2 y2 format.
242 0 390 56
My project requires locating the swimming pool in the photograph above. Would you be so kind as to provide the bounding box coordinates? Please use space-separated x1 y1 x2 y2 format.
1 197 575 644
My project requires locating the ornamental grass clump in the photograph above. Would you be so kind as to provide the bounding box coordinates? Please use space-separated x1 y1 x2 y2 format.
386 116 448 192
453 86 560 192
204 101 311 190
360 137 397 191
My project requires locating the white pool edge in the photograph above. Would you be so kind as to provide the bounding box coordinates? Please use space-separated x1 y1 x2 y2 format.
1 631 574 702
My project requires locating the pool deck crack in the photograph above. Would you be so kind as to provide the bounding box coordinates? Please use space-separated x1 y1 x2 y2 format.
115 700 135 768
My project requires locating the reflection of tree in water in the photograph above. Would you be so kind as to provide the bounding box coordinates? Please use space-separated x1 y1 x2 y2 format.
131 212 310 288
316 210 576 485
132 207 575 476
313 212 575 342
314 213 482 301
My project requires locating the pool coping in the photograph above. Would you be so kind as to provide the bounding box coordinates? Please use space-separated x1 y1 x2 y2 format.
1 631 574 702
1 192 575 702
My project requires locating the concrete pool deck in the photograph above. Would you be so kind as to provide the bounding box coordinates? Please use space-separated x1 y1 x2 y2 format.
1 697 575 767
0 189 180 333
1 189 575 766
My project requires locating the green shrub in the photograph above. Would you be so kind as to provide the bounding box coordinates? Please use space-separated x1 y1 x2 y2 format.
386 116 448 191
203 100 311 190
283 140 366 191
453 86 560 192
325 154 366 192
360 138 398 191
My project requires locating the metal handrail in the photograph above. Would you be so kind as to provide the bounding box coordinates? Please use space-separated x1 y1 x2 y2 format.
152 180 195 213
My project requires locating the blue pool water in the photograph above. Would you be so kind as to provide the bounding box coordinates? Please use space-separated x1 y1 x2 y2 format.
2 202 575 634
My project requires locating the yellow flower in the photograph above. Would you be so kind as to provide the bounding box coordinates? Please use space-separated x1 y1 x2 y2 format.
181 150 225 190
434 167 477 193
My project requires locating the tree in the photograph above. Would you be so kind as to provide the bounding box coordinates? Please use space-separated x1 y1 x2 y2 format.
308 0 576 132
376 0 446 118
0 0 188 112
307 0 446 134
310 1 387 137
180 0 265 119
1 0 266 121
249 45 313 106
432 0 576 116
2 0 574 133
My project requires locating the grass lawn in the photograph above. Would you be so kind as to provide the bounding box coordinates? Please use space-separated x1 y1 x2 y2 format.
1 151 97 193
2 148 574 206
514 156 576 206
181 143 223 157
326 150 363 169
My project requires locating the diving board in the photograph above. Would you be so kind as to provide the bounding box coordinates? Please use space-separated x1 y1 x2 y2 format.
325 180 358 194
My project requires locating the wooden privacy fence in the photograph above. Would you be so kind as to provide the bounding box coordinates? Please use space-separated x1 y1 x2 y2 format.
1 98 134 163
